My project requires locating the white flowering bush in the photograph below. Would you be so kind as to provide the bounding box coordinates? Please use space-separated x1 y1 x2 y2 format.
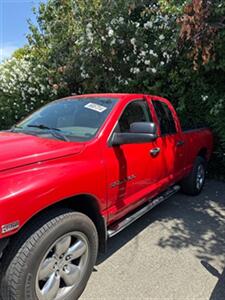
0 56 57 128
73 1 178 93
26 0 179 94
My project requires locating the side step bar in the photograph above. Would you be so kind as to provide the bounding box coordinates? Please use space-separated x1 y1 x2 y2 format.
107 185 180 238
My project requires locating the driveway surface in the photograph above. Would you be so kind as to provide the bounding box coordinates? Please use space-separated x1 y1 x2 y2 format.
81 180 225 300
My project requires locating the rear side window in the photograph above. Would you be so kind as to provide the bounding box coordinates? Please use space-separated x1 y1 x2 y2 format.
116 100 152 133
152 100 177 135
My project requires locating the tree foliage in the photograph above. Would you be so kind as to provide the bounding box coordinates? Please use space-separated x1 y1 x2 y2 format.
178 0 225 69
26 0 179 95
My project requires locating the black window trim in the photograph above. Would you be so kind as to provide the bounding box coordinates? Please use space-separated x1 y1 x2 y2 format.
152 99 178 137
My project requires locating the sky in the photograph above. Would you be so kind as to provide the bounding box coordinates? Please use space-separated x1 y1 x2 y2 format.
0 0 44 62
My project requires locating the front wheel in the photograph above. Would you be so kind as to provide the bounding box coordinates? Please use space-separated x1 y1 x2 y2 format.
181 156 207 196
0 210 98 300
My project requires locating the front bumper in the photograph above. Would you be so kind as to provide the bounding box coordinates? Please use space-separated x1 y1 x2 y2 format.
0 238 9 258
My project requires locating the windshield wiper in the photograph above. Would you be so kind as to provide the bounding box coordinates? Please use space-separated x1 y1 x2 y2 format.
27 124 61 131
27 124 69 142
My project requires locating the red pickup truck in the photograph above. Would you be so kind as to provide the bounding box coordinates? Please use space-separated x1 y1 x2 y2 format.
0 94 213 300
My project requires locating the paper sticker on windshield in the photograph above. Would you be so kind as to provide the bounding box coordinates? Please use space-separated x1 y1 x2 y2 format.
84 103 107 113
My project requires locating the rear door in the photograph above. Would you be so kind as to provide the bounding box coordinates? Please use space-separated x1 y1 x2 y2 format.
151 98 186 182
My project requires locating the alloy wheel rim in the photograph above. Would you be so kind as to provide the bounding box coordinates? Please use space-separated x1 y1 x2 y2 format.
196 164 205 190
35 231 89 300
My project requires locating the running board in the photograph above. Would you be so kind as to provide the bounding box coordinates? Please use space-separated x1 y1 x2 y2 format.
107 185 180 238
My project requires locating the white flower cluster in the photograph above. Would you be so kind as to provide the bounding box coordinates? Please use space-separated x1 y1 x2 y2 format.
80 64 90 79
86 23 94 43
210 98 224 116
130 67 140 74
144 21 153 29
201 95 209 102
0 57 56 121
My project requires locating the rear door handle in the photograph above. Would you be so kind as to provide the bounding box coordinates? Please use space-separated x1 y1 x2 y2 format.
150 147 161 156
176 140 185 147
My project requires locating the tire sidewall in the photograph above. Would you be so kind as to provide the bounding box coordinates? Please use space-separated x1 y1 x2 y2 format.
181 156 207 196
193 157 207 194
4 212 98 300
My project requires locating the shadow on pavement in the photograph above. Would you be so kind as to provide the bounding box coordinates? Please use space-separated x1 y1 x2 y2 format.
97 180 225 299
201 260 225 300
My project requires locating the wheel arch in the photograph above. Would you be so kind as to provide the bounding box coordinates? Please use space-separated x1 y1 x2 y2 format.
62 194 107 253
197 147 208 160
4 194 107 256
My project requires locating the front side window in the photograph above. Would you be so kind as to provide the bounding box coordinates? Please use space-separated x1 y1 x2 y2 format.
116 100 152 133
16 97 118 142
152 100 177 135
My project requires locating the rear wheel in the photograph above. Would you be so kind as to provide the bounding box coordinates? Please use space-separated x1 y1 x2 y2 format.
181 156 207 196
0 210 98 300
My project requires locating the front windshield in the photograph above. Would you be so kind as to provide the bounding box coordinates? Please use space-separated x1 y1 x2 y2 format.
16 97 118 142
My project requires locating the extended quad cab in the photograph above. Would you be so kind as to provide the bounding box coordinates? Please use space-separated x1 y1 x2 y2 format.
0 94 213 300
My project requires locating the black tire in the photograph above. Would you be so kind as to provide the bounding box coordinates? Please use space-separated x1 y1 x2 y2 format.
181 156 207 196
0 209 98 300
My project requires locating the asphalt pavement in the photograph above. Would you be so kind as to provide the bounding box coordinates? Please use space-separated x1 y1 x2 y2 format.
81 180 225 300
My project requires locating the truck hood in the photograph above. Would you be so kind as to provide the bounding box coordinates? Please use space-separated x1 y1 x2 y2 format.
0 131 85 172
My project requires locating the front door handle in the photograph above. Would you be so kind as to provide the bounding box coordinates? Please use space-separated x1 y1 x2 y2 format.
176 140 185 147
150 147 161 156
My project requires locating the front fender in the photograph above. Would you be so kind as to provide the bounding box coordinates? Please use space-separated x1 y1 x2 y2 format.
0 155 106 239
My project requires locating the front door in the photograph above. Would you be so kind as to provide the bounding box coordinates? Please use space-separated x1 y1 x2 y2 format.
104 99 166 222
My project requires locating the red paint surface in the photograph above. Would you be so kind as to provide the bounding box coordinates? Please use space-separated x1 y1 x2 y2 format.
0 94 213 238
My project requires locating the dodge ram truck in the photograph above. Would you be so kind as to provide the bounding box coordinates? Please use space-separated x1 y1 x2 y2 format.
0 93 213 300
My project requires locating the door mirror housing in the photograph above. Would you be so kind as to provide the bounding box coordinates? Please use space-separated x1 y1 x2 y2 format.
111 122 157 146
130 122 157 135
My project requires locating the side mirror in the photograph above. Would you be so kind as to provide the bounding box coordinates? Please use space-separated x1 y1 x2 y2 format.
111 122 157 146
130 122 157 135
